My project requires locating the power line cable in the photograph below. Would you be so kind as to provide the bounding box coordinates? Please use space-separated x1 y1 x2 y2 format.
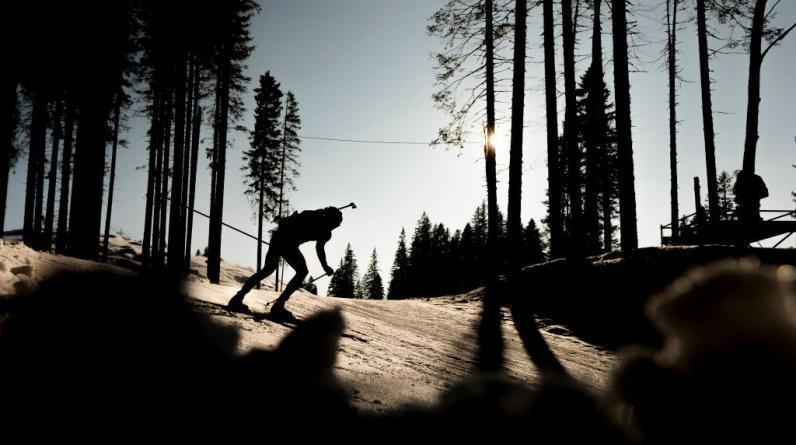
297 135 482 145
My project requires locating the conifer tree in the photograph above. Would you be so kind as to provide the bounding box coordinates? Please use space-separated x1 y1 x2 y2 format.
327 243 358 298
243 71 282 276
387 228 410 300
360 249 385 300
522 219 547 265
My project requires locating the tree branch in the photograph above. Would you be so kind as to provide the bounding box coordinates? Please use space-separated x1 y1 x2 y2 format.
761 20 796 60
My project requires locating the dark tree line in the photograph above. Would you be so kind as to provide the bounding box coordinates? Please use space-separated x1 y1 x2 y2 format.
387 205 546 300
1 1 260 282
327 244 384 300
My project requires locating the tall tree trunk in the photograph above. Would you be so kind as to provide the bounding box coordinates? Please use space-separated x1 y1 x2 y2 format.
102 92 122 261
667 0 679 238
478 0 503 373
696 0 719 222
611 0 638 251
590 0 612 252
562 0 583 258
55 97 75 252
184 102 202 270
543 0 563 258
585 0 604 254
167 58 187 270
207 71 222 282
207 57 231 284
0 76 15 238
505 0 568 377
43 96 63 249
180 57 195 269
69 89 111 259
507 0 527 273
33 99 47 250
24 89 47 248
742 0 767 174
275 101 289 291
256 172 264 290
157 94 173 265
143 90 161 267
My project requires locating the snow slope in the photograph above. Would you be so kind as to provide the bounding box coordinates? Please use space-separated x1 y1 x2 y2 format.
0 236 615 412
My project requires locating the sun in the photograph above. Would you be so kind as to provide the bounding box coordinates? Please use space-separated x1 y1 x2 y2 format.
487 130 510 152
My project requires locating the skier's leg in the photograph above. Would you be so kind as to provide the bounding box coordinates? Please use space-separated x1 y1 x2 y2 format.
227 243 280 310
270 246 308 312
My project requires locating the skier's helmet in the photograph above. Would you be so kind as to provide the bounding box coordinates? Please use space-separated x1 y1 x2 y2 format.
324 207 343 229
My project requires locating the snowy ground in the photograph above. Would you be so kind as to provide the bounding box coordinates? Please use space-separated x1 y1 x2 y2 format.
0 235 615 412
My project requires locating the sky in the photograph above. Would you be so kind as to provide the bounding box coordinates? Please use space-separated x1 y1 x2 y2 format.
5 0 796 295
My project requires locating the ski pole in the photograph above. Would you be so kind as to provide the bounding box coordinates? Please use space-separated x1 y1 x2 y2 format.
308 273 329 284
167 197 269 245
338 202 357 210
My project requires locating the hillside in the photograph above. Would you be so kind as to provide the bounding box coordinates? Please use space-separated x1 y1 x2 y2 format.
0 236 615 412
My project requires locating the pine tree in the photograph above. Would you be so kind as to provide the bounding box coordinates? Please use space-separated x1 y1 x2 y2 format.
275 91 302 220
328 243 358 298
243 71 283 277
408 212 433 297
459 222 478 290
576 64 618 254
716 171 736 220
430 223 451 295
387 228 410 300
522 219 547 265
360 249 384 300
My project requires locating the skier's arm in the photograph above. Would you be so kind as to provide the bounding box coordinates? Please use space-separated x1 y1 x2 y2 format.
316 233 334 275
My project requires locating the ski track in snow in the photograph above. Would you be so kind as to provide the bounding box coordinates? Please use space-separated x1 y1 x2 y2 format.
0 236 615 412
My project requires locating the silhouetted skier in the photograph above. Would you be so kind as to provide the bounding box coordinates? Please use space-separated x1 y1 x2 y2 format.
733 171 768 223
227 207 342 319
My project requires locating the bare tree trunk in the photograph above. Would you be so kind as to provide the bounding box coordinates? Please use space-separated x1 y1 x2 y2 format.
477 0 504 373
588 0 613 252
102 92 122 261
167 58 187 270
696 0 719 222
0 75 15 238
742 0 767 174
207 55 231 284
24 89 47 249
275 101 289 291
504 0 568 378
507 0 527 273
157 94 173 265
55 97 75 252
69 88 111 260
143 90 162 267
611 0 638 251
33 97 48 250
584 0 604 254
256 175 264 290
184 101 202 270
43 96 63 250
180 57 195 269
667 0 679 238
562 0 583 258
543 0 563 258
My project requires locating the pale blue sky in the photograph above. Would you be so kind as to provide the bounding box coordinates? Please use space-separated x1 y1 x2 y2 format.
5 0 795 295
